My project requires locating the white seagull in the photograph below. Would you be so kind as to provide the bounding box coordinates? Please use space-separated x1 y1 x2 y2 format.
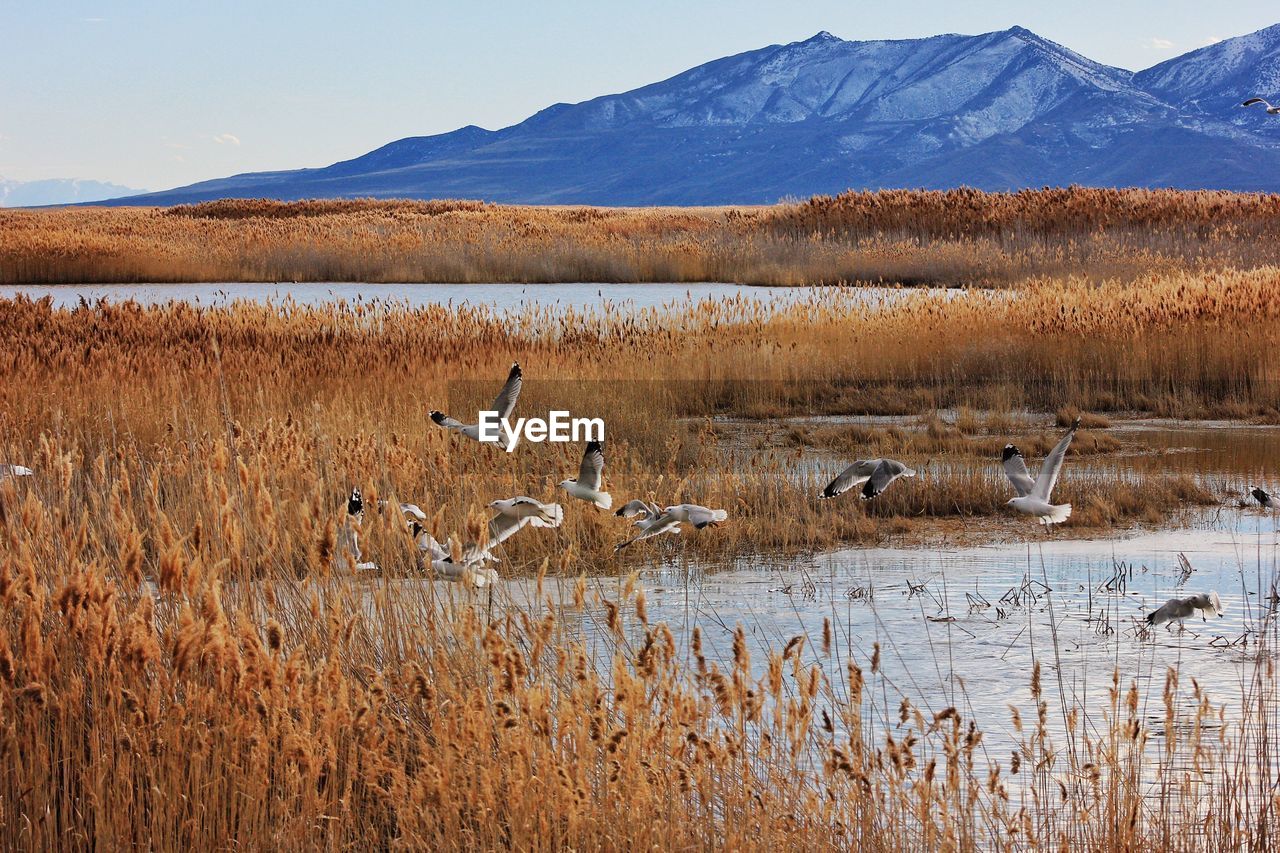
411 496 564 587
410 522 500 588
1146 592 1224 630
1250 487 1277 509
1242 98 1280 115
1002 418 1078 525
488 496 564 527
820 458 917 500
663 503 729 528
0 463 33 481
429 362 522 448
613 501 727 550
559 440 612 509
614 501 682 551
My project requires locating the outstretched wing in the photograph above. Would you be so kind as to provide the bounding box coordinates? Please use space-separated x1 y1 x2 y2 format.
1032 418 1079 501
1002 446 1035 497
860 459 915 500
615 514 678 550
464 512 533 562
1209 590 1224 617
491 363 523 421
488 512 534 548
821 459 878 499
577 440 604 490
1243 98 1268 107
430 410 467 430
616 499 653 519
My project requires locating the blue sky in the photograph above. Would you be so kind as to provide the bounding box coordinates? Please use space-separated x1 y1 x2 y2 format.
1 1 1276 191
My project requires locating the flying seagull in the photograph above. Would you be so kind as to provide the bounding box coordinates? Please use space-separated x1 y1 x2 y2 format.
820 458 917 500
613 501 727 550
412 497 564 586
429 362 522 448
411 522 500 588
614 501 682 550
559 440 612 509
1146 591 1224 630
1002 418 1078 525
1242 98 1280 115
663 503 729 529
1250 487 1277 509
0 464 33 481
488 496 564 527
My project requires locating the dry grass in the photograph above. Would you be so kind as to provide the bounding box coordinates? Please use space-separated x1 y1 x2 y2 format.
6 188 1280 285
1 263 1279 846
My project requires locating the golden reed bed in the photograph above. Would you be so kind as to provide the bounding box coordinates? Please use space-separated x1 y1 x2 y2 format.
6 187 1280 285
3 262 1280 847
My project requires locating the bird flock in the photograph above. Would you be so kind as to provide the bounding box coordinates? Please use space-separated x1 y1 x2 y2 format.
4 361 1272 623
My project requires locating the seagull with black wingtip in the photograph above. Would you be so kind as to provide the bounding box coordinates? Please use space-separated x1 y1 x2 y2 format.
429 362 522 449
1002 417 1079 525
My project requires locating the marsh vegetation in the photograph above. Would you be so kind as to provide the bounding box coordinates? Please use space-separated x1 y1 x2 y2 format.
3 190 1280 847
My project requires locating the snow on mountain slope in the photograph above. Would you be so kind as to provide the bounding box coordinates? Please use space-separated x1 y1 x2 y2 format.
1135 22 1280 120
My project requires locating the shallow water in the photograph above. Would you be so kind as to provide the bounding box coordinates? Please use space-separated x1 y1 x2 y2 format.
431 509 1279 778
364 415 1280 776
2 281 844 313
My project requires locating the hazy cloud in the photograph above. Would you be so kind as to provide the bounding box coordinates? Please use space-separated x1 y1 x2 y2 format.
212 133 241 146
1144 37 1175 50
80 17 106 23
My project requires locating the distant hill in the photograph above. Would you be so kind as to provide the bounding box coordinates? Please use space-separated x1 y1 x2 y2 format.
2 177 143 207
103 24 1280 206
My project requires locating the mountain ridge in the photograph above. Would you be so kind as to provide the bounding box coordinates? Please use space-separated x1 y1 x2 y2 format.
99 24 1280 206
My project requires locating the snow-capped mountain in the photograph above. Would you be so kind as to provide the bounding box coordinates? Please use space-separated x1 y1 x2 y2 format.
1 177 142 207
1135 23 1280 123
104 24 1280 206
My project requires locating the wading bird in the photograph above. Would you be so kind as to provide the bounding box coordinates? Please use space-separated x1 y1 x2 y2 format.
429 362 522 447
1242 97 1280 115
820 458 917 500
1146 591 1224 630
1002 418 1078 525
340 487 379 571
559 440 612 509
